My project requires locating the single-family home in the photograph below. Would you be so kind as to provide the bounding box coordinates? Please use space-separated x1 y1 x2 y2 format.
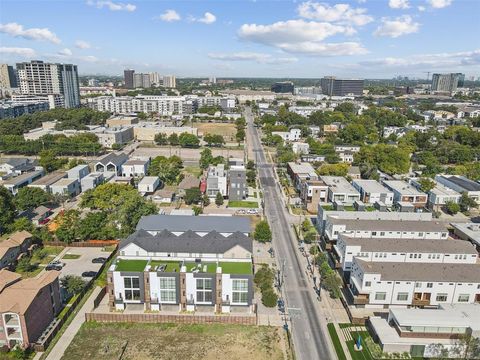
80 172 104 191
66 164 89 181
121 159 150 178
50 178 80 197
138 176 160 194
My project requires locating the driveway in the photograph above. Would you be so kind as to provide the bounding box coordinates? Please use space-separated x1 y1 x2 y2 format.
56 247 112 278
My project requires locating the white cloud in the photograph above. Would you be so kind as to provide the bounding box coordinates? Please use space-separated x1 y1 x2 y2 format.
297 1 373 26
87 0 136 12
0 22 60 44
426 0 453 8
57 48 73 56
0 47 36 57
374 15 420 38
208 52 297 64
238 19 366 56
389 0 410 9
156 9 181 22
418 5 426 11
191 12 216 24
75 40 91 49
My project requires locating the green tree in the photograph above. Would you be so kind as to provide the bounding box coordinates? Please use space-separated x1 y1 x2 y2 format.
354 144 411 175
445 201 460 215
148 155 183 185
61 275 86 295
154 133 168 145
55 210 81 243
317 163 349 177
246 160 255 170
184 187 202 205
215 191 224 206
192 205 203 216
261 289 278 307
199 148 213 169
14 187 52 210
236 129 246 143
418 177 435 193
178 132 200 148
168 133 179 146
204 133 224 147
0 186 16 235
39 149 67 172
202 194 210 207
459 192 478 212
323 272 342 298
246 169 256 187
10 217 34 232
254 220 272 243
16 256 37 273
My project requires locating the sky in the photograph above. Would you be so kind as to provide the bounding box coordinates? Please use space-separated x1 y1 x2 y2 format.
0 0 479 78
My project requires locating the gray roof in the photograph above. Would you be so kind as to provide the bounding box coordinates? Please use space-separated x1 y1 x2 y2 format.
29 170 66 186
356 259 480 282
340 235 477 254
439 176 480 192
120 229 253 254
136 215 251 234
96 152 128 167
330 218 447 232
1 158 37 170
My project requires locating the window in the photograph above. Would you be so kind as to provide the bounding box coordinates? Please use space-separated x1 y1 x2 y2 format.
372 232 377 236
196 278 213 303
365 281 371 287
159 277 176 303
458 294 470 303
427 283 433 288
375 292 386 301
436 293 448 302
397 293 409 301
232 279 248 304
124 277 141 301
415 282 422 288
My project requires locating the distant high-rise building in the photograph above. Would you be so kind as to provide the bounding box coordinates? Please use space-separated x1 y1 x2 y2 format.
320 76 364 96
16 60 80 108
149 72 160 85
431 73 463 92
0 64 18 88
88 78 99 87
124 69 135 89
209 76 216 84
456 73 465 87
271 81 294 94
163 75 176 88
133 73 151 88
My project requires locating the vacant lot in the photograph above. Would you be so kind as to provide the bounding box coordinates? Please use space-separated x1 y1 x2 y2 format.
62 322 289 360
194 123 237 139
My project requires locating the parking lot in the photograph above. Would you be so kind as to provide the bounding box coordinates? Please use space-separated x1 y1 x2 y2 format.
53 247 114 279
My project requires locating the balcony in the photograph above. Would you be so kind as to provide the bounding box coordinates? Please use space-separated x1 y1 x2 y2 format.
412 298 431 306
353 296 369 305
4 315 20 327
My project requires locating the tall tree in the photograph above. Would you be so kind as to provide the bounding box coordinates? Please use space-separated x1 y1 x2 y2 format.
0 186 16 235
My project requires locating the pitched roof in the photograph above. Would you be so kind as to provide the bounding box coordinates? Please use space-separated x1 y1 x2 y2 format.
178 175 200 190
120 229 253 254
96 152 128 167
136 215 251 234
0 269 21 293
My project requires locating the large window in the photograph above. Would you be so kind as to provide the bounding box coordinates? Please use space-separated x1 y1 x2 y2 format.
196 278 213 303
375 292 386 301
124 277 141 301
159 277 176 303
232 279 248 304
436 293 448 302
396 293 409 301
457 294 470 303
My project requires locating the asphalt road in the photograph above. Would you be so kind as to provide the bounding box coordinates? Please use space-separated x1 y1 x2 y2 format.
245 107 336 360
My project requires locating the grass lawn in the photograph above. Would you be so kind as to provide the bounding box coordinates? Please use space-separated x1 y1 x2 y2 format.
327 323 347 360
228 201 258 208
149 260 181 273
219 262 252 275
183 166 202 177
63 254 81 260
16 265 42 278
194 123 237 139
31 246 63 265
115 259 148 272
62 322 290 360
346 331 374 360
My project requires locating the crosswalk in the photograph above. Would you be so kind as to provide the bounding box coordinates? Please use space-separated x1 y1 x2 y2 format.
339 325 367 342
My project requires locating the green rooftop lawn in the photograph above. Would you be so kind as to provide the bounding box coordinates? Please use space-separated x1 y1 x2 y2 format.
149 260 181 273
219 262 252 275
185 262 217 273
115 259 148 272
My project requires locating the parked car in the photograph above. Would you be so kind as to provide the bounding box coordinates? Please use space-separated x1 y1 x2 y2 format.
237 209 246 214
91 257 107 264
38 218 50 225
45 264 62 271
247 209 258 215
49 260 65 267
82 271 97 277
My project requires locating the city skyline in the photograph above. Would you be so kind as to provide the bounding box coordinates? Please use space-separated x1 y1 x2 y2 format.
1 0 479 78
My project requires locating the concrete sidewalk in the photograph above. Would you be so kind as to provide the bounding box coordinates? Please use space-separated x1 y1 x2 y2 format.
45 286 102 360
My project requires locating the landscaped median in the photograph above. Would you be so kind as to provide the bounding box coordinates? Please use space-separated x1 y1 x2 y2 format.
327 323 347 360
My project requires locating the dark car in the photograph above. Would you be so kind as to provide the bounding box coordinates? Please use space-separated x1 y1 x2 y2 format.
91 257 107 264
82 271 97 277
45 264 62 271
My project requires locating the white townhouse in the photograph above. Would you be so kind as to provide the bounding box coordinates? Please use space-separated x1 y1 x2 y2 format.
121 158 150 178
435 175 480 205
349 258 480 308
352 179 394 206
271 128 301 142
334 234 478 275
321 176 361 204
383 180 428 209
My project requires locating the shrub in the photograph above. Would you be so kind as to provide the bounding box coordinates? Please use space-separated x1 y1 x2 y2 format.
262 289 278 307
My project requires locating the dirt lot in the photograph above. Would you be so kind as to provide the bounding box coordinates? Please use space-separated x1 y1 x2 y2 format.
62 322 290 360
132 147 244 162
194 123 237 139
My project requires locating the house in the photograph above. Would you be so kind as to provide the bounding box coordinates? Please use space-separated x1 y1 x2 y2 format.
28 171 66 193
321 176 360 204
80 172 104 191
333 234 477 276
121 158 150 178
138 176 160 194
0 270 61 349
435 175 480 204
352 180 394 205
136 215 251 236
369 304 480 357
108 229 254 313
287 162 318 190
383 180 428 208
19 206 52 226
50 178 80 197
427 184 461 211
177 175 200 198
0 158 37 177
348 258 480 308
94 152 128 175
1 170 44 195
152 188 175 204
301 180 328 212
206 164 228 198
66 164 89 181
347 166 361 180
271 128 301 142
0 231 33 270
451 222 480 249
292 142 310 155
228 166 247 201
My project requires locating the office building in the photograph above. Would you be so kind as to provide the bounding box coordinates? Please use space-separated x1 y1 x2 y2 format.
87 78 99 87
163 75 176 88
431 73 462 93
0 64 17 88
320 76 364 96
271 81 294 94
16 61 79 108
124 69 135 89
133 73 151 88
293 86 322 96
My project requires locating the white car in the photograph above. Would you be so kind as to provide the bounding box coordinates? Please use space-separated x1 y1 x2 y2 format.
247 209 258 215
